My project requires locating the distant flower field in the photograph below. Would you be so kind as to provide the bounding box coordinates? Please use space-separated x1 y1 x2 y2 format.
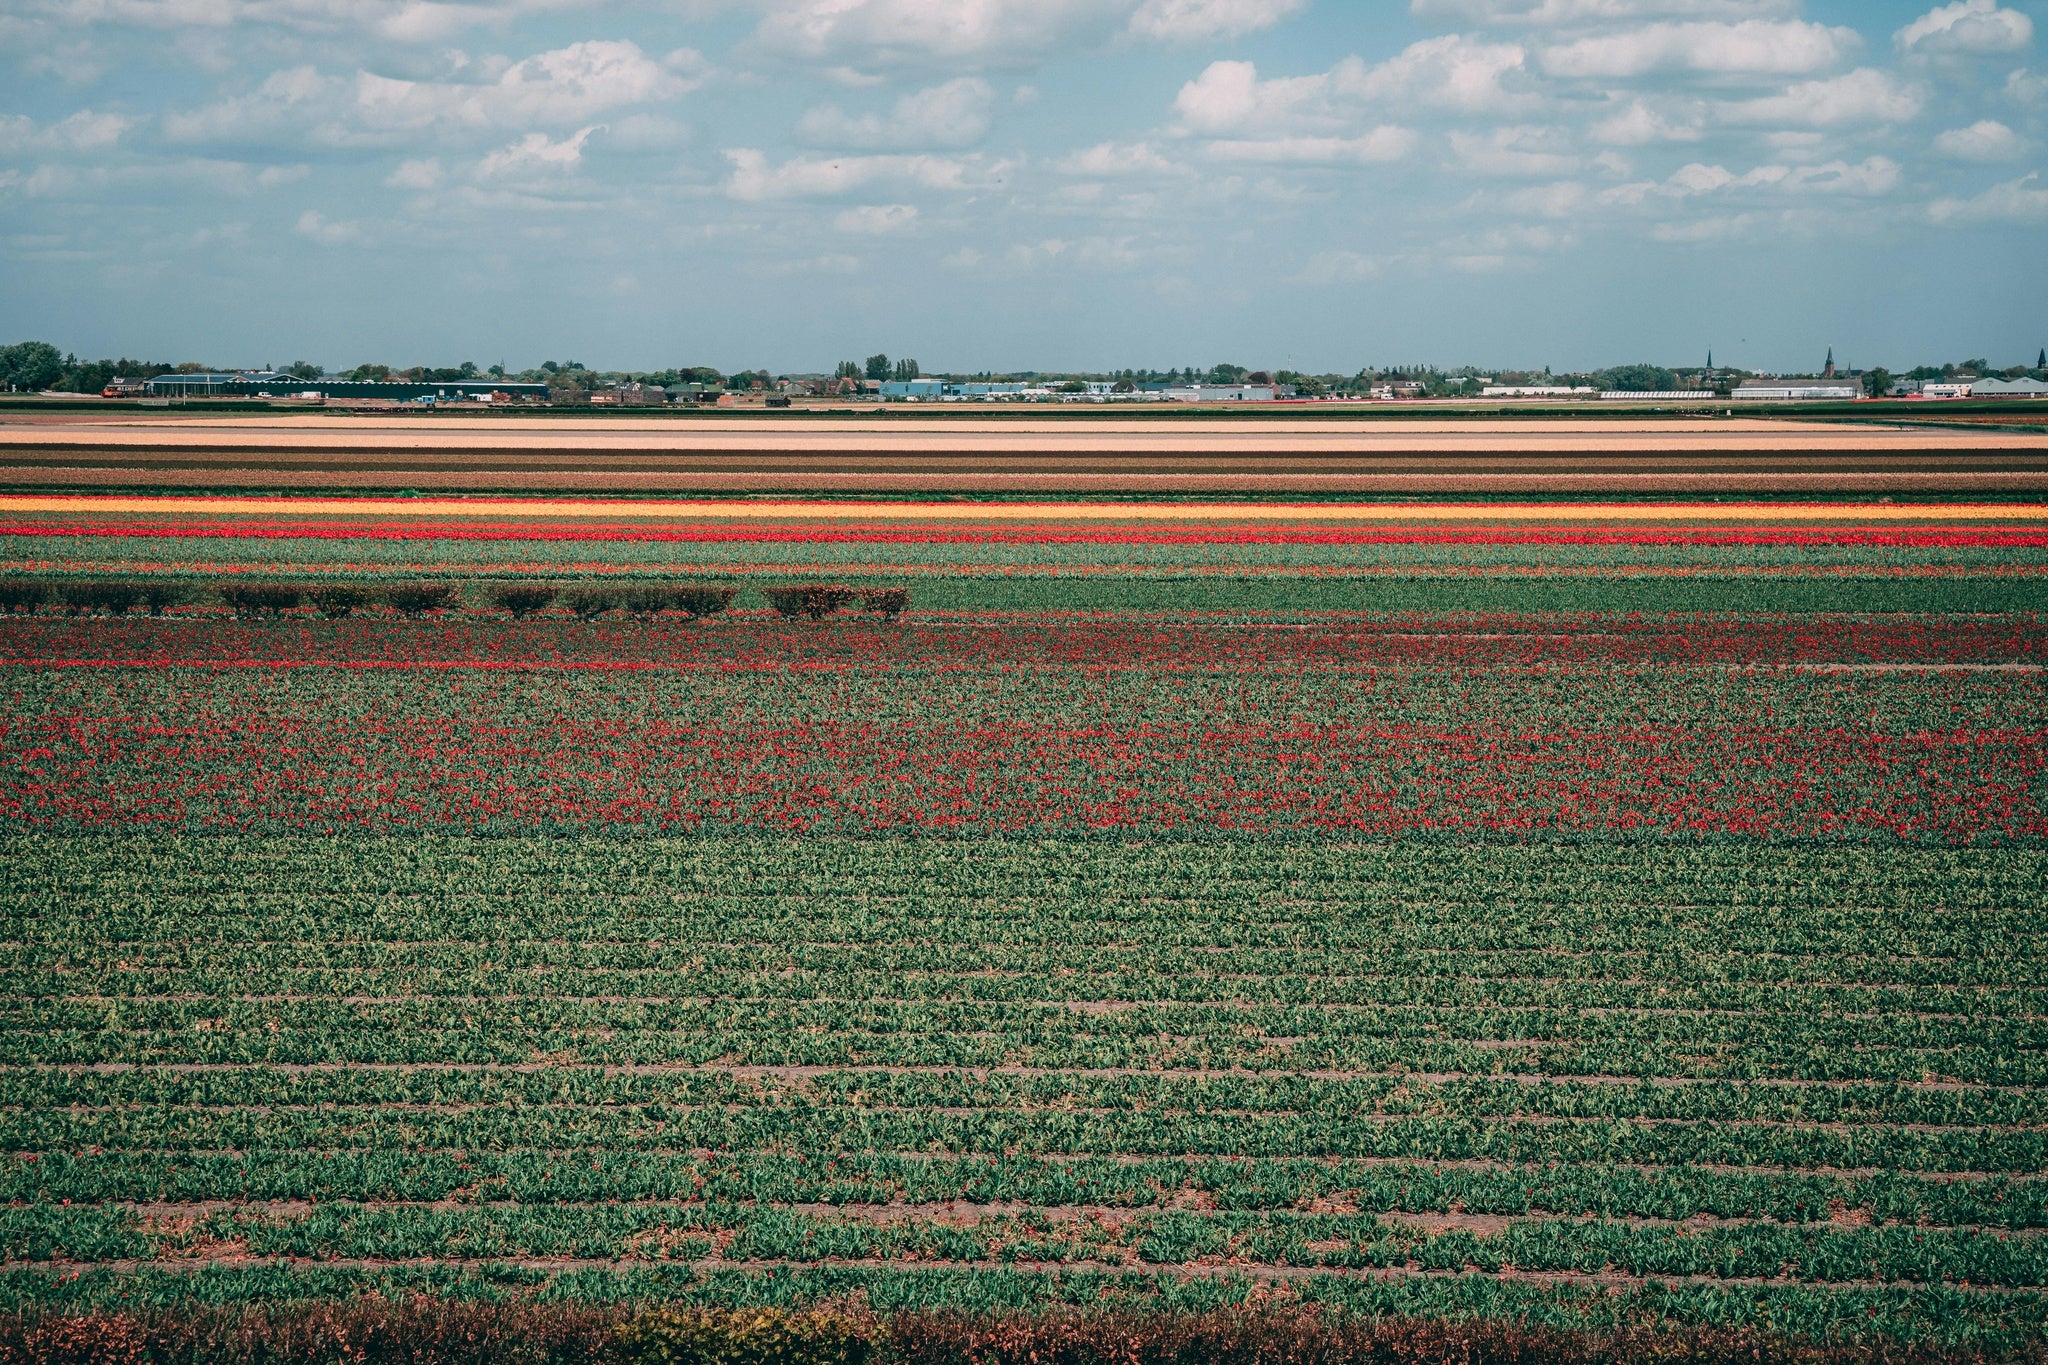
2 495 2045 1359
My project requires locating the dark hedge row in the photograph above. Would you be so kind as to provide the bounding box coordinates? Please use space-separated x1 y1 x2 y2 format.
0 579 909 621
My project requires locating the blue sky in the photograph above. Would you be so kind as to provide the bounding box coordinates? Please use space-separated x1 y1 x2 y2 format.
3 0 2045 375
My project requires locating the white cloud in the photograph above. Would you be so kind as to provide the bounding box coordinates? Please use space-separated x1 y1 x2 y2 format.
1934 119 2026 161
385 157 443 188
723 148 986 200
164 40 695 145
1297 248 1383 281
1203 130 1416 163
1348 35 1531 114
475 124 600 178
797 77 994 149
39 0 602 44
1451 125 1579 175
1894 1 2033 58
833 202 918 232
1171 38 1529 140
1589 99 1703 143
1719 68 1925 126
1928 169 2048 222
1129 0 1307 42
755 0 1129 69
1412 0 1799 23
1539 20 1855 78
1503 179 1589 215
1172 59 1325 133
0 108 137 152
1604 155 1902 202
295 207 366 244
1057 140 1180 175
2008 68 2048 106
256 163 309 186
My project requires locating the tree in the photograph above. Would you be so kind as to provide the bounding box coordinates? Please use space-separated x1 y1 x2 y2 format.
1599 363 1679 392
834 360 861 380
284 361 322 380
0 341 64 392
1862 368 1893 399
890 357 920 381
864 354 890 381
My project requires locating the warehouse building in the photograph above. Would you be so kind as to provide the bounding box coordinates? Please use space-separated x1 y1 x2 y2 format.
1732 379 1860 400
142 372 549 402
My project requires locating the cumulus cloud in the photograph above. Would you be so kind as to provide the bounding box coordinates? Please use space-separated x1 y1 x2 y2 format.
723 147 986 200
833 202 918 232
474 124 600 178
1451 125 1580 176
1603 155 1902 202
1538 20 1855 78
163 40 697 145
1171 38 1530 141
1894 1 2033 58
1588 99 1704 143
1128 0 1307 42
754 0 1130 69
295 207 367 244
797 77 994 149
385 157 443 188
1297 248 1384 281
1352 35 1533 113
37 0 603 43
1928 169 2048 222
1718 68 1925 126
0 108 136 152
1934 119 2026 161
1204 130 1416 164
1057 140 1181 175
1412 0 1799 23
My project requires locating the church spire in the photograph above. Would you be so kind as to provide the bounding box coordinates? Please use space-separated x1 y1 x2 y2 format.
1823 347 1835 379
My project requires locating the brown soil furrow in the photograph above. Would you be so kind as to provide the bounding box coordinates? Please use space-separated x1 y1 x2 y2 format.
94 1200 2048 1237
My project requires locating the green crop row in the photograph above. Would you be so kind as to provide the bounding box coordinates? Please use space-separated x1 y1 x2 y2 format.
7 1151 2042 1228
4 1201 2044 1288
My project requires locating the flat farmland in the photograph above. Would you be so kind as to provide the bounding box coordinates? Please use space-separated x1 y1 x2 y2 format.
1 416 2045 1360
4 411 2048 492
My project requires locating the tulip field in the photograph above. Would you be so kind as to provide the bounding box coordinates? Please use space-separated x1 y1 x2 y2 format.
1 493 2045 1357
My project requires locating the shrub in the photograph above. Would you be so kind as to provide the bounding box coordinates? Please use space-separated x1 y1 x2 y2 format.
619 584 674 619
616 1308 871 1365
673 585 739 619
563 586 618 620
857 587 910 620
0 580 46 615
308 584 371 618
384 583 462 618
137 581 189 615
492 584 559 619
218 583 304 617
57 580 146 616
763 584 856 620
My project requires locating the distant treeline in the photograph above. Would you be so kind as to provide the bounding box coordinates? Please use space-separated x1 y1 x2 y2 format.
6 338 2044 399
